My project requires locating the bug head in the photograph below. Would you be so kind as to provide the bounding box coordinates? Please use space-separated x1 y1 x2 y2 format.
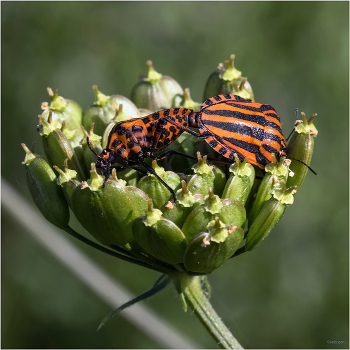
87 137 119 186
95 149 113 169
95 149 122 187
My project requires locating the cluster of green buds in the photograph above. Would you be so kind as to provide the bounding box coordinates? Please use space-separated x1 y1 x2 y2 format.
203 54 255 101
22 56 317 333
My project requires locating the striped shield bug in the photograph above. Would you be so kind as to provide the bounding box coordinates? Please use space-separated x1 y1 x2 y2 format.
166 94 315 174
195 94 288 169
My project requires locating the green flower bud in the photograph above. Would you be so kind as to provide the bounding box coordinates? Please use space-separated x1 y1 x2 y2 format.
116 169 139 187
227 78 253 101
203 54 255 102
221 55 242 82
222 154 255 205
131 60 183 112
72 167 149 247
136 160 181 208
83 85 139 136
244 177 262 215
138 108 153 118
115 103 135 123
60 121 86 179
187 153 226 196
81 124 103 174
245 181 296 251
248 154 290 224
41 88 84 140
38 115 87 181
21 143 69 229
102 122 115 151
183 220 244 274
182 88 200 112
60 120 84 149
53 159 79 209
286 112 318 191
182 188 246 242
202 62 226 102
161 180 204 227
133 202 187 265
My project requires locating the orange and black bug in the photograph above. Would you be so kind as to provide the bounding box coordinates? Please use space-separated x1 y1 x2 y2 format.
195 94 287 169
163 94 287 169
88 108 199 202
166 94 315 174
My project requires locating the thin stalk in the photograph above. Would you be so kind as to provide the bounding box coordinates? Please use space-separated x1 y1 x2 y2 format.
97 275 171 331
122 246 177 274
179 274 243 349
64 226 163 272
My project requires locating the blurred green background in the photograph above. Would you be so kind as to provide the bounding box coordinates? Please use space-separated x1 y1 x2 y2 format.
2 2 348 348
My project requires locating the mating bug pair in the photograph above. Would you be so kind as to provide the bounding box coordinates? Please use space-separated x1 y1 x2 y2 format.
88 94 314 202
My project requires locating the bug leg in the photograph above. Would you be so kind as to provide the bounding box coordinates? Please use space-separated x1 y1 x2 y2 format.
102 163 110 188
138 157 177 203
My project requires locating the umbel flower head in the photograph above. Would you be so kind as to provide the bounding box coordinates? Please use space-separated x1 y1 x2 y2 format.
22 56 317 342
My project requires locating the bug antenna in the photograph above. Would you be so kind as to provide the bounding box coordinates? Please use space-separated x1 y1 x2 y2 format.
289 157 317 175
286 108 299 142
87 136 101 158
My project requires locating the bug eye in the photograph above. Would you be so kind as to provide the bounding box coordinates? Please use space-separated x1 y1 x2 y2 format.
102 149 108 155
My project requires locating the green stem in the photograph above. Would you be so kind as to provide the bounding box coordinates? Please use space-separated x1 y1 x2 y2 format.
64 226 163 272
179 274 243 349
127 247 177 274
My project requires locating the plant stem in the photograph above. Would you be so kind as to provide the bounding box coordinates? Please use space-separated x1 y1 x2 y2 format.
179 274 243 349
126 246 177 274
64 226 164 272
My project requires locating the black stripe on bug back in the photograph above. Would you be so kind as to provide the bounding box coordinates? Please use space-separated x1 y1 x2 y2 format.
225 101 264 113
201 108 267 127
203 119 265 141
260 104 277 113
208 139 219 149
264 131 285 143
201 96 225 109
265 120 283 134
215 134 262 154
261 143 279 155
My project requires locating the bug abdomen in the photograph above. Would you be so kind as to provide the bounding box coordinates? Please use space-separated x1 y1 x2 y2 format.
151 108 192 150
